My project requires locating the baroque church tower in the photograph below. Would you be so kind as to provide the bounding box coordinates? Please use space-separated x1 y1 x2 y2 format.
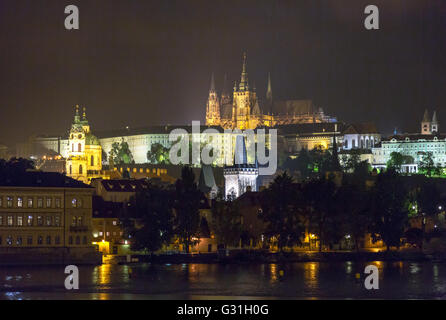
66 105 104 184
205 73 221 126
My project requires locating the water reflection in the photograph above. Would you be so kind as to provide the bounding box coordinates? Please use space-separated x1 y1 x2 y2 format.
269 264 278 283
93 264 112 286
1 261 445 299
303 262 319 288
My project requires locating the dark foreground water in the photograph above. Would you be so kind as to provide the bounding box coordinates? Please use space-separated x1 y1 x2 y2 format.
1 261 446 299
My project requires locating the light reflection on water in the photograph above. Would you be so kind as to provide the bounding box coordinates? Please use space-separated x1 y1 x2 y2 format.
1 261 446 300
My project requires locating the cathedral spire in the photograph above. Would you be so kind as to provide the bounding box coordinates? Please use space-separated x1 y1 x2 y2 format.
266 72 272 102
239 52 249 91
209 73 216 92
82 106 87 120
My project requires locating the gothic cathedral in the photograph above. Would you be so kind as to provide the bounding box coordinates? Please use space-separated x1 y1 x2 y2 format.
205 53 336 130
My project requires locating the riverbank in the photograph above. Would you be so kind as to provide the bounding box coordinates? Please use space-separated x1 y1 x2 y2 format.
117 249 445 265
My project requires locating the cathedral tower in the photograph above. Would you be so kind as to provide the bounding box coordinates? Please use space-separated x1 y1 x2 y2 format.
232 52 260 130
205 73 221 126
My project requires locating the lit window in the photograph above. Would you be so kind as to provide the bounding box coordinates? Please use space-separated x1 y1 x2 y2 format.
46 216 52 226
27 215 33 226
99 232 103 236
55 215 60 227
71 216 76 227
77 216 83 226
37 198 43 208
17 197 23 208
55 198 61 208
46 198 52 208
17 216 23 226
113 220 117 226
37 216 43 226
106 232 110 236
7 196 12 208
7 216 13 226
71 198 77 208
27 198 33 208
16 236 22 245
6 236 13 245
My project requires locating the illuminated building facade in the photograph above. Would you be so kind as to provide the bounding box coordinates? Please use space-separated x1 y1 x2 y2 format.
372 110 445 172
205 53 337 130
0 171 100 264
224 135 258 199
65 106 107 183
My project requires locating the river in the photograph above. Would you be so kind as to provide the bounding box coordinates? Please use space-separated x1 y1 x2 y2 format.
0 261 445 299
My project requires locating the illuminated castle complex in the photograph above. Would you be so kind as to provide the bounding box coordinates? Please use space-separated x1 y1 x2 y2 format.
205 53 336 130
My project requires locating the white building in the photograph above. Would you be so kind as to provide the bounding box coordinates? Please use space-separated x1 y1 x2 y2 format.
372 110 445 173
224 135 258 200
342 122 381 150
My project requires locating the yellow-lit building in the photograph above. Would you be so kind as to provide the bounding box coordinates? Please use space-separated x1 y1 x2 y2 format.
0 171 101 264
66 105 108 184
205 53 337 130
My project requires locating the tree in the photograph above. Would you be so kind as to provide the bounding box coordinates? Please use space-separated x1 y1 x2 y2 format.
387 152 404 172
368 169 410 251
122 184 174 253
173 166 203 253
419 152 435 177
416 179 441 250
335 182 371 251
341 149 361 173
109 140 134 165
211 200 242 248
303 176 339 251
147 143 170 164
260 172 305 251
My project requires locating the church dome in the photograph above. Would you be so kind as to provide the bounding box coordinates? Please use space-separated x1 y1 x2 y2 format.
85 132 100 146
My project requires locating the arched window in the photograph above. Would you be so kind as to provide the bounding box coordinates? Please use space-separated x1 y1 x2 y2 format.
91 155 94 166
72 144 74 152
78 143 81 152
79 165 83 174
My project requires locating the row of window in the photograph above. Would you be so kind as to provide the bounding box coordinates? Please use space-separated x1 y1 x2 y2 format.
0 235 88 246
0 214 61 227
0 196 61 209
114 167 168 174
0 196 83 209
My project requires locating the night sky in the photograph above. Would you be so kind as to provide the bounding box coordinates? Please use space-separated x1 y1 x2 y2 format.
0 0 445 146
